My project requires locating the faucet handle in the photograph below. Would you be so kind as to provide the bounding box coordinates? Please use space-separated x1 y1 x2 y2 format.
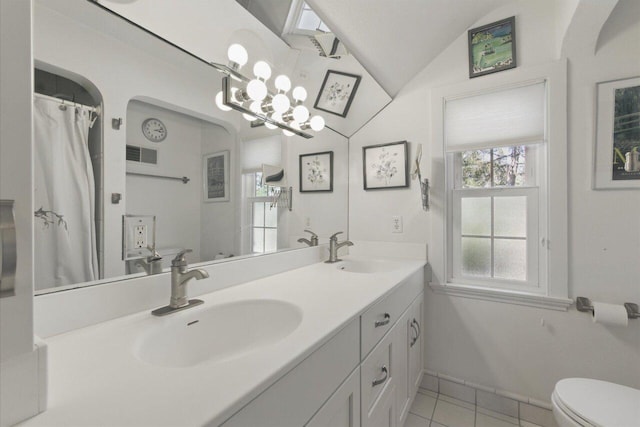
303 229 318 237
329 231 343 241
172 249 192 266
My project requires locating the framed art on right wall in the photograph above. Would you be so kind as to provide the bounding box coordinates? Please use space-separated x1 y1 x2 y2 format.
468 16 516 78
594 76 640 189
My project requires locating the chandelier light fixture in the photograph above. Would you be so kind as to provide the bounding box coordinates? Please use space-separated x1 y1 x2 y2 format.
211 44 325 138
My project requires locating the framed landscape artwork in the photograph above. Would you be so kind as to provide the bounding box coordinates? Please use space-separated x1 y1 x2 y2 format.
594 76 640 189
203 150 230 202
468 16 516 78
362 141 409 190
300 151 333 192
314 70 361 117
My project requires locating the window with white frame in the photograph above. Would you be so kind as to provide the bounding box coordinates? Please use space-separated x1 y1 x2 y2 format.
294 2 330 33
243 172 278 254
446 81 548 293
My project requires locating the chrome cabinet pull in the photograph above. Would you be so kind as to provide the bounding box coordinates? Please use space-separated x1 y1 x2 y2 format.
410 319 421 347
374 313 391 327
410 322 418 347
372 365 388 387
0 200 17 298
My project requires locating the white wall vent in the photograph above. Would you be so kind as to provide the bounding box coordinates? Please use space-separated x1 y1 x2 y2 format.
126 145 157 164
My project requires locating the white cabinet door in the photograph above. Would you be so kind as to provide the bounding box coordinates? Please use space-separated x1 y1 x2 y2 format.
408 293 424 395
366 384 396 427
395 292 424 427
362 319 399 427
306 367 360 427
394 308 411 427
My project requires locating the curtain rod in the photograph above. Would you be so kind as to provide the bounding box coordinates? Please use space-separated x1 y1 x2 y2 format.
34 92 101 115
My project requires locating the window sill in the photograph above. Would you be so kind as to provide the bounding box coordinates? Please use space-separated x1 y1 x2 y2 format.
429 282 573 311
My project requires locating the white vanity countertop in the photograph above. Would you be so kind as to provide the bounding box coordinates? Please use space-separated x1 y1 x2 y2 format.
21 255 425 427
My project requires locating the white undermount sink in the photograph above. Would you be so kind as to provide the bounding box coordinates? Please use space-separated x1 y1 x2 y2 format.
134 299 303 368
335 258 403 274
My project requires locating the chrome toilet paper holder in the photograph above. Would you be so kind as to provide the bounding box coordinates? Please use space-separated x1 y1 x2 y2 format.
576 296 639 319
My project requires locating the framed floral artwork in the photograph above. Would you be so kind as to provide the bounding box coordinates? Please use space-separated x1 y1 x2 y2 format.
363 141 409 190
313 70 361 117
300 151 333 192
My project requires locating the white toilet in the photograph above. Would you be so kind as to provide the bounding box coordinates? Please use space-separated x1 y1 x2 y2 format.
551 378 640 427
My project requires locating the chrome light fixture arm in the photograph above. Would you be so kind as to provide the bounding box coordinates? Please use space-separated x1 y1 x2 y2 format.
220 76 313 139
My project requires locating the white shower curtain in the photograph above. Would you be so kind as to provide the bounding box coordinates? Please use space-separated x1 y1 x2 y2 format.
33 94 99 289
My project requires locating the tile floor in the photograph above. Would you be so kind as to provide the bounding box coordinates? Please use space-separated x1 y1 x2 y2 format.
404 389 546 427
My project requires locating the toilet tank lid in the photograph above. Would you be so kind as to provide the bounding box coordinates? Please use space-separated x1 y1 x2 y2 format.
555 378 640 427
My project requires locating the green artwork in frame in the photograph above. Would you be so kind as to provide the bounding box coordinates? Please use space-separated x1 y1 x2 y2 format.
468 16 516 78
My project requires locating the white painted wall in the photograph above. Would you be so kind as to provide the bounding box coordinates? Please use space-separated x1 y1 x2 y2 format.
286 131 349 244
126 101 205 264
126 102 239 265
0 2 46 425
201 123 240 261
350 0 640 402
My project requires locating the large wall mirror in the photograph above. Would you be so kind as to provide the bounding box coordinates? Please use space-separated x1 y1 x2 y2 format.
32 0 391 294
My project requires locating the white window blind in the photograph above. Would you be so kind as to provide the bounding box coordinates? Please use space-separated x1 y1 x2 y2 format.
242 135 281 170
445 81 546 152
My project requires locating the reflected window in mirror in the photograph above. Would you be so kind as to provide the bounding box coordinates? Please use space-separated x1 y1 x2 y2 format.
243 172 279 254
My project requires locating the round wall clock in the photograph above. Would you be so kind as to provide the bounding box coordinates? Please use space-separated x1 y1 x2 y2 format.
141 118 167 142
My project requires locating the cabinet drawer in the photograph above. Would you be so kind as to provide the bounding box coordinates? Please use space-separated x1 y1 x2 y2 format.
360 271 423 359
361 326 394 417
221 319 359 427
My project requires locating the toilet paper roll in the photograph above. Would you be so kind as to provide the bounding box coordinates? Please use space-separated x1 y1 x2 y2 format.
592 302 628 326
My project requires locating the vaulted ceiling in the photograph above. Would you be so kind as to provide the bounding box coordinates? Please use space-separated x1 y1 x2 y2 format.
306 0 511 96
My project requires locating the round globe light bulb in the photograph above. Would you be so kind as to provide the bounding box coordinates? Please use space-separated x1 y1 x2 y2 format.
282 129 295 136
274 75 291 92
292 86 308 102
229 87 240 103
271 112 283 123
227 44 248 66
253 61 272 80
247 79 268 101
215 91 232 112
242 113 256 122
272 93 291 113
292 105 310 123
249 101 264 114
310 115 325 131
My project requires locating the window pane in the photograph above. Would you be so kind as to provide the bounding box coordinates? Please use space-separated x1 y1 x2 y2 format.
298 10 321 31
461 237 491 277
461 197 491 236
265 205 278 228
252 228 264 253
494 196 527 237
494 239 526 281
243 173 256 198
265 229 278 252
255 172 268 197
253 202 264 227
461 149 491 188
493 146 526 187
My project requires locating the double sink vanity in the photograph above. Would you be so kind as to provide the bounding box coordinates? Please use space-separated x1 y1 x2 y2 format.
24 244 426 427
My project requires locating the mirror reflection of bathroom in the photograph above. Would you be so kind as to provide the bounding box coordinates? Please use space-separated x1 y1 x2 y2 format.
30 0 391 293
33 67 103 291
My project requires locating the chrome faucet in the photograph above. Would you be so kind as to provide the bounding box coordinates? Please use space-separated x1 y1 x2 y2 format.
151 249 209 316
325 232 353 263
135 248 163 275
297 229 319 247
